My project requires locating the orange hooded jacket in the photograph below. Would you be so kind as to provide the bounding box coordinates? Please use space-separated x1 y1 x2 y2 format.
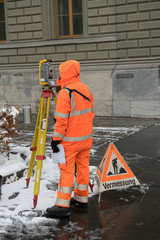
53 60 94 150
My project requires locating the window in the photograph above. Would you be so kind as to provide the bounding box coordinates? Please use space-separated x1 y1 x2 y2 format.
0 0 6 41
56 0 83 38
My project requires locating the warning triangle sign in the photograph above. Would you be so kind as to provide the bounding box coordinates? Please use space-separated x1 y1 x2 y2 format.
96 143 140 193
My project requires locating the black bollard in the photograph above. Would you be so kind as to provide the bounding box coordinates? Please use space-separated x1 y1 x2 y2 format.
0 175 2 200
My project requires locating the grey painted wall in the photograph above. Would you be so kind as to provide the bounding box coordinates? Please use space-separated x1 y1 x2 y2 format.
1 64 159 118
113 68 160 118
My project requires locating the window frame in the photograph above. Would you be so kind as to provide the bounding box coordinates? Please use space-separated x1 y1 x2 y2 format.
56 0 83 39
0 0 6 42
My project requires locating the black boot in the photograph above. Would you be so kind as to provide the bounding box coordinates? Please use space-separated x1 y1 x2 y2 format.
46 205 70 218
70 198 88 211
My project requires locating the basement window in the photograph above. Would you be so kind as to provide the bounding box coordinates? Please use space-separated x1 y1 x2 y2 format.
0 0 6 41
56 0 83 38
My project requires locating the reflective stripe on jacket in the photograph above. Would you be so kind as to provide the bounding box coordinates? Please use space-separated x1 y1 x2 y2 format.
53 81 94 150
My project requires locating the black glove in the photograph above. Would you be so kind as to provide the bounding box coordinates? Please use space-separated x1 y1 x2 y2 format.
51 140 60 153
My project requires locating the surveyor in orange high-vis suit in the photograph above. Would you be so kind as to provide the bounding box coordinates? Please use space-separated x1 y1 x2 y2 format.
46 60 94 218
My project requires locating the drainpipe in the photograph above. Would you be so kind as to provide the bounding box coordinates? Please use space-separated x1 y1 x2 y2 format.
0 175 2 200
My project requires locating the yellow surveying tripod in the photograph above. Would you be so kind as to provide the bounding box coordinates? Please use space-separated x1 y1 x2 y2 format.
26 59 57 208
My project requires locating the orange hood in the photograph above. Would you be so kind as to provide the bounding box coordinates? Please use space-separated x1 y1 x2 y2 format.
56 60 81 88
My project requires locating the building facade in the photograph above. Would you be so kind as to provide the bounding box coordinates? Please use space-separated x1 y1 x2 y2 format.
0 0 160 118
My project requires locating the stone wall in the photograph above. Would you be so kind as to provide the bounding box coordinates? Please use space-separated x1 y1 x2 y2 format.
88 0 116 36
88 0 160 59
116 0 160 59
0 35 116 65
2 0 159 63
88 0 117 59
7 0 43 41
0 0 160 118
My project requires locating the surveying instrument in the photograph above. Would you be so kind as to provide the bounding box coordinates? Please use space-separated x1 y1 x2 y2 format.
26 59 58 208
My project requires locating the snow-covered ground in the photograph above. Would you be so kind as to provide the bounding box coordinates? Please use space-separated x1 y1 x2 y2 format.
0 145 98 239
0 125 145 239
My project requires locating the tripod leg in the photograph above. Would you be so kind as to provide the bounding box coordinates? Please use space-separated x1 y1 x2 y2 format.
33 159 43 208
33 96 50 208
26 98 43 188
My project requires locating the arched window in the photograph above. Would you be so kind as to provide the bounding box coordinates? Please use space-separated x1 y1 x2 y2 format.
56 0 83 38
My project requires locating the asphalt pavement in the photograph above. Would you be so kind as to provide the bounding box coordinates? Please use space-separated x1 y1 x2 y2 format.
93 118 160 240
72 117 160 240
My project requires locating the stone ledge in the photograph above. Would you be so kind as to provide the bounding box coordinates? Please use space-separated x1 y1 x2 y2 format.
0 35 116 49
1 168 27 185
0 57 159 73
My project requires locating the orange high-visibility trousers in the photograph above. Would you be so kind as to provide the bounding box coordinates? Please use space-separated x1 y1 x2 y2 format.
55 148 90 208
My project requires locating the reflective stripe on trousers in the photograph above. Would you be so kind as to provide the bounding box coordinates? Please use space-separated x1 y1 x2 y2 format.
75 182 88 191
56 185 73 207
74 182 89 203
56 198 70 207
58 185 73 193
74 195 88 203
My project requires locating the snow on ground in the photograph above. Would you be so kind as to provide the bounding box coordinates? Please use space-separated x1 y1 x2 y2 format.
0 125 144 238
0 149 98 211
0 126 143 207
92 126 143 148
0 148 29 177
0 147 98 234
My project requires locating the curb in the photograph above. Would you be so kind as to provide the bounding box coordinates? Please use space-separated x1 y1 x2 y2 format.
1 168 27 185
